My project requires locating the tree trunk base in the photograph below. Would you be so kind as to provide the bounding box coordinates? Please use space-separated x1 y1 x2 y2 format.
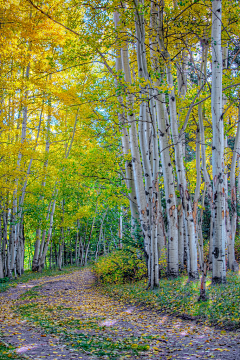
188 270 199 281
198 290 208 302
166 269 179 279
231 261 239 272
212 276 226 285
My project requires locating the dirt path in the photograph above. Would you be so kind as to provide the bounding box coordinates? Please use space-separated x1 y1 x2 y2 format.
1 269 240 359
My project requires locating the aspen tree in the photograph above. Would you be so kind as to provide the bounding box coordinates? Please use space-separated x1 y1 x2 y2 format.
211 0 226 284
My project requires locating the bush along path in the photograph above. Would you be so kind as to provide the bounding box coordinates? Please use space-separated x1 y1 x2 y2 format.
1 269 240 359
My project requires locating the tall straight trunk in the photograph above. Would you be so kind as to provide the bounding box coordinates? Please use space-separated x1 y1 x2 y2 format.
96 208 108 261
114 12 139 232
166 66 198 280
132 4 160 286
193 129 202 270
32 99 48 270
38 190 58 271
76 220 80 265
198 184 206 271
197 38 214 268
0 211 3 279
32 229 41 271
119 207 123 249
114 10 159 287
49 238 52 269
155 3 197 279
78 236 82 266
75 231 78 265
121 43 151 271
3 209 10 277
11 63 30 274
228 103 240 271
211 0 226 284
39 198 52 261
155 90 178 276
178 200 184 272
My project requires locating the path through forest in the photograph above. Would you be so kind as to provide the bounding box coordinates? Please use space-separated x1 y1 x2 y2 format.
1 269 240 359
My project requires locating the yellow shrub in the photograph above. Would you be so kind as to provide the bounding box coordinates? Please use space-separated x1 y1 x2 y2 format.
94 248 147 284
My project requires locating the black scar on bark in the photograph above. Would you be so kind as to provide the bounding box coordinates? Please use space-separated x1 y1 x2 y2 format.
187 204 189 211
212 247 219 259
146 209 149 216
171 96 175 101
145 191 149 195
168 163 171 166
212 276 226 285
167 199 171 204
143 224 147 231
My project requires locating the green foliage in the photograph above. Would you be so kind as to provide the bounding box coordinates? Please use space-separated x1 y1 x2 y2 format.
102 272 240 329
235 235 240 262
94 248 147 284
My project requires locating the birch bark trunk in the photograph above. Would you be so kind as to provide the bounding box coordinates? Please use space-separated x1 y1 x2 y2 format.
0 212 3 279
155 2 198 279
166 67 198 279
38 190 58 272
211 0 226 284
114 12 139 230
228 103 240 271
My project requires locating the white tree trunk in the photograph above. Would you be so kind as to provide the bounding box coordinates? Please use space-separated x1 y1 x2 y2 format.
228 103 240 271
38 190 58 271
166 66 198 280
211 0 226 284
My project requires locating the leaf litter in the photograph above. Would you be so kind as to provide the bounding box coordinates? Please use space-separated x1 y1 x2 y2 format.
0 268 240 359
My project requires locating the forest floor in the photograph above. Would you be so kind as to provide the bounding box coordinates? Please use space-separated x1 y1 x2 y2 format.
1 268 240 360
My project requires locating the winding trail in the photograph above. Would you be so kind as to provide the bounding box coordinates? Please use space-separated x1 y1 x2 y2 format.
1 269 240 359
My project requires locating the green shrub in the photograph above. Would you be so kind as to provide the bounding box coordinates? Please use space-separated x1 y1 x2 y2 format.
94 248 147 284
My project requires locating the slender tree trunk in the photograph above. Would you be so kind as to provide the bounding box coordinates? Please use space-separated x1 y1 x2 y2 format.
167 65 198 280
32 229 41 271
211 0 226 284
228 103 240 271
0 211 3 279
38 191 58 272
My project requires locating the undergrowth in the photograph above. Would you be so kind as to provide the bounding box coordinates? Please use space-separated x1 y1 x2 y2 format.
93 247 147 284
101 271 240 330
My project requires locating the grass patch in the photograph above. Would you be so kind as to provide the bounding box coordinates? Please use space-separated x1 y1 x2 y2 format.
0 265 80 293
0 339 24 359
100 271 240 330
